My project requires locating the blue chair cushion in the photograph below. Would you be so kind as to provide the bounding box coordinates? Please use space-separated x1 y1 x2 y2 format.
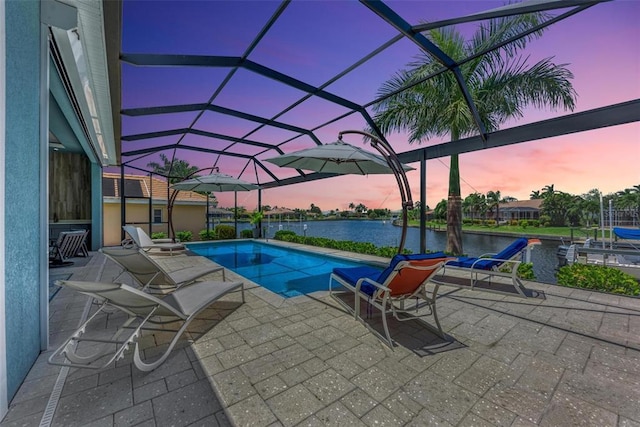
332 266 383 296
446 238 528 270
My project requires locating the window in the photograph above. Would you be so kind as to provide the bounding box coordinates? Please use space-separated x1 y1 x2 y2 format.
153 209 162 224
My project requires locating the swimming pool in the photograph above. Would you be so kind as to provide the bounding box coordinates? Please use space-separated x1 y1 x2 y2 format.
187 241 381 298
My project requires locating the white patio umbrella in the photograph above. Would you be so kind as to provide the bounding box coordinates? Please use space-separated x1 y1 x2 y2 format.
264 140 414 175
171 173 260 192
264 132 415 253
170 173 260 239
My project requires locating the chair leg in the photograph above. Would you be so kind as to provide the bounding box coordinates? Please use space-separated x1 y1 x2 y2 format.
132 315 193 372
379 294 394 347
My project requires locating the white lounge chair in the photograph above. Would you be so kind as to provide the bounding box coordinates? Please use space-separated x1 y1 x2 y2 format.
48 279 244 371
123 225 184 255
100 247 225 292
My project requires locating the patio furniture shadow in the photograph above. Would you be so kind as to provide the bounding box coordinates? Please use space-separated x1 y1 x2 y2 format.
331 292 465 356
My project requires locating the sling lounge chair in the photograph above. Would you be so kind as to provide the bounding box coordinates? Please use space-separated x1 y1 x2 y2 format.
48 279 244 371
100 247 225 292
49 230 89 267
123 225 184 255
330 252 449 347
434 238 541 297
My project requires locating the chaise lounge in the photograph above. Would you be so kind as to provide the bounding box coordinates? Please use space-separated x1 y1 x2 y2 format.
329 252 450 347
100 246 225 292
48 279 244 371
123 225 184 255
433 237 542 297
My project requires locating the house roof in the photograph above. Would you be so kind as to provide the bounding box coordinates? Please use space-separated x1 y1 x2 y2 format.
500 199 543 210
102 172 207 203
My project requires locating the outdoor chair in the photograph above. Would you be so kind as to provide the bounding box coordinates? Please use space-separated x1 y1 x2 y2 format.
100 247 225 292
49 230 89 267
330 252 449 347
433 238 541 297
48 279 244 371
122 225 184 255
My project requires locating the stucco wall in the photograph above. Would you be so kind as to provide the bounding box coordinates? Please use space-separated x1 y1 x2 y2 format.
4 0 42 400
103 202 206 246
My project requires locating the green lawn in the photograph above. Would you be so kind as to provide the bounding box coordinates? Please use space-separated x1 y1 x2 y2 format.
411 221 611 240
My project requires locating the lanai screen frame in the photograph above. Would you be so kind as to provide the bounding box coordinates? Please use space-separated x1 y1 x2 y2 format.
112 0 640 252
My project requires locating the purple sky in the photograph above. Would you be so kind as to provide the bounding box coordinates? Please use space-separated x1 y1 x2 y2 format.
120 0 640 212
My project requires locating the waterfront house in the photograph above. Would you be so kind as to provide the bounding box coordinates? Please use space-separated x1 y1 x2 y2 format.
497 199 543 222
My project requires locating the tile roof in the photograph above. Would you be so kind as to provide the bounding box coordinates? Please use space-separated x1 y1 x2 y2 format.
103 172 207 203
500 199 543 210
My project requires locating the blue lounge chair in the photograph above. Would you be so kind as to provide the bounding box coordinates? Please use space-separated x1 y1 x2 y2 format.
436 238 541 297
329 252 449 347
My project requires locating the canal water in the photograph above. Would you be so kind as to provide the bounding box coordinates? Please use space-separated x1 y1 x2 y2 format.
260 219 560 284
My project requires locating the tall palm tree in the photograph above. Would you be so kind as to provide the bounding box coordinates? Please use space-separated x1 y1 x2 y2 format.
373 14 576 255
433 199 448 221
530 190 542 200
542 184 556 199
486 190 502 224
147 154 199 184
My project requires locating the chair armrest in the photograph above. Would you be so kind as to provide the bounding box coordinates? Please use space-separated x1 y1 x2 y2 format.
478 252 498 258
469 257 520 271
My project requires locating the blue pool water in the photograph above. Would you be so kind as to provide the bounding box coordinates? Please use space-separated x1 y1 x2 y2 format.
187 241 380 298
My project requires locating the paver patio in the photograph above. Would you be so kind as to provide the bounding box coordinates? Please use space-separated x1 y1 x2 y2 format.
2 243 640 426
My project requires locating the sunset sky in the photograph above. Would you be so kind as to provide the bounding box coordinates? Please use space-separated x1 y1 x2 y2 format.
120 0 640 212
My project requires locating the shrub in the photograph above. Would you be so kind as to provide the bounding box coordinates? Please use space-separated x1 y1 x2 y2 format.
463 218 473 225
519 220 529 229
530 220 540 227
556 263 639 296
274 230 297 240
176 231 192 242
273 231 412 257
517 262 535 280
240 229 253 238
498 262 536 280
510 220 519 226
539 215 551 227
215 224 236 239
151 232 167 239
199 229 216 241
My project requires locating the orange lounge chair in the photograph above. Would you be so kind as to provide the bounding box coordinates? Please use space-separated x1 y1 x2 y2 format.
329 252 449 347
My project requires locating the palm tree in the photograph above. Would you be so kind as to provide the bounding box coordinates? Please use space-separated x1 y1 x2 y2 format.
486 190 502 225
433 199 447 221
147 154 199 184
530 190 542 200
617 187 640 226
372 15 576 255
463 192 485 221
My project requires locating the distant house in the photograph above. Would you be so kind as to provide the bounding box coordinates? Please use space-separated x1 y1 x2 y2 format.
208 207 234 224
103 173 208 246
496 199 543 222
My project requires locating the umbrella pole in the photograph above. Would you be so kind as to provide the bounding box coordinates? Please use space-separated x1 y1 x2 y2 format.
234 191 238 239
339 130 413 254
